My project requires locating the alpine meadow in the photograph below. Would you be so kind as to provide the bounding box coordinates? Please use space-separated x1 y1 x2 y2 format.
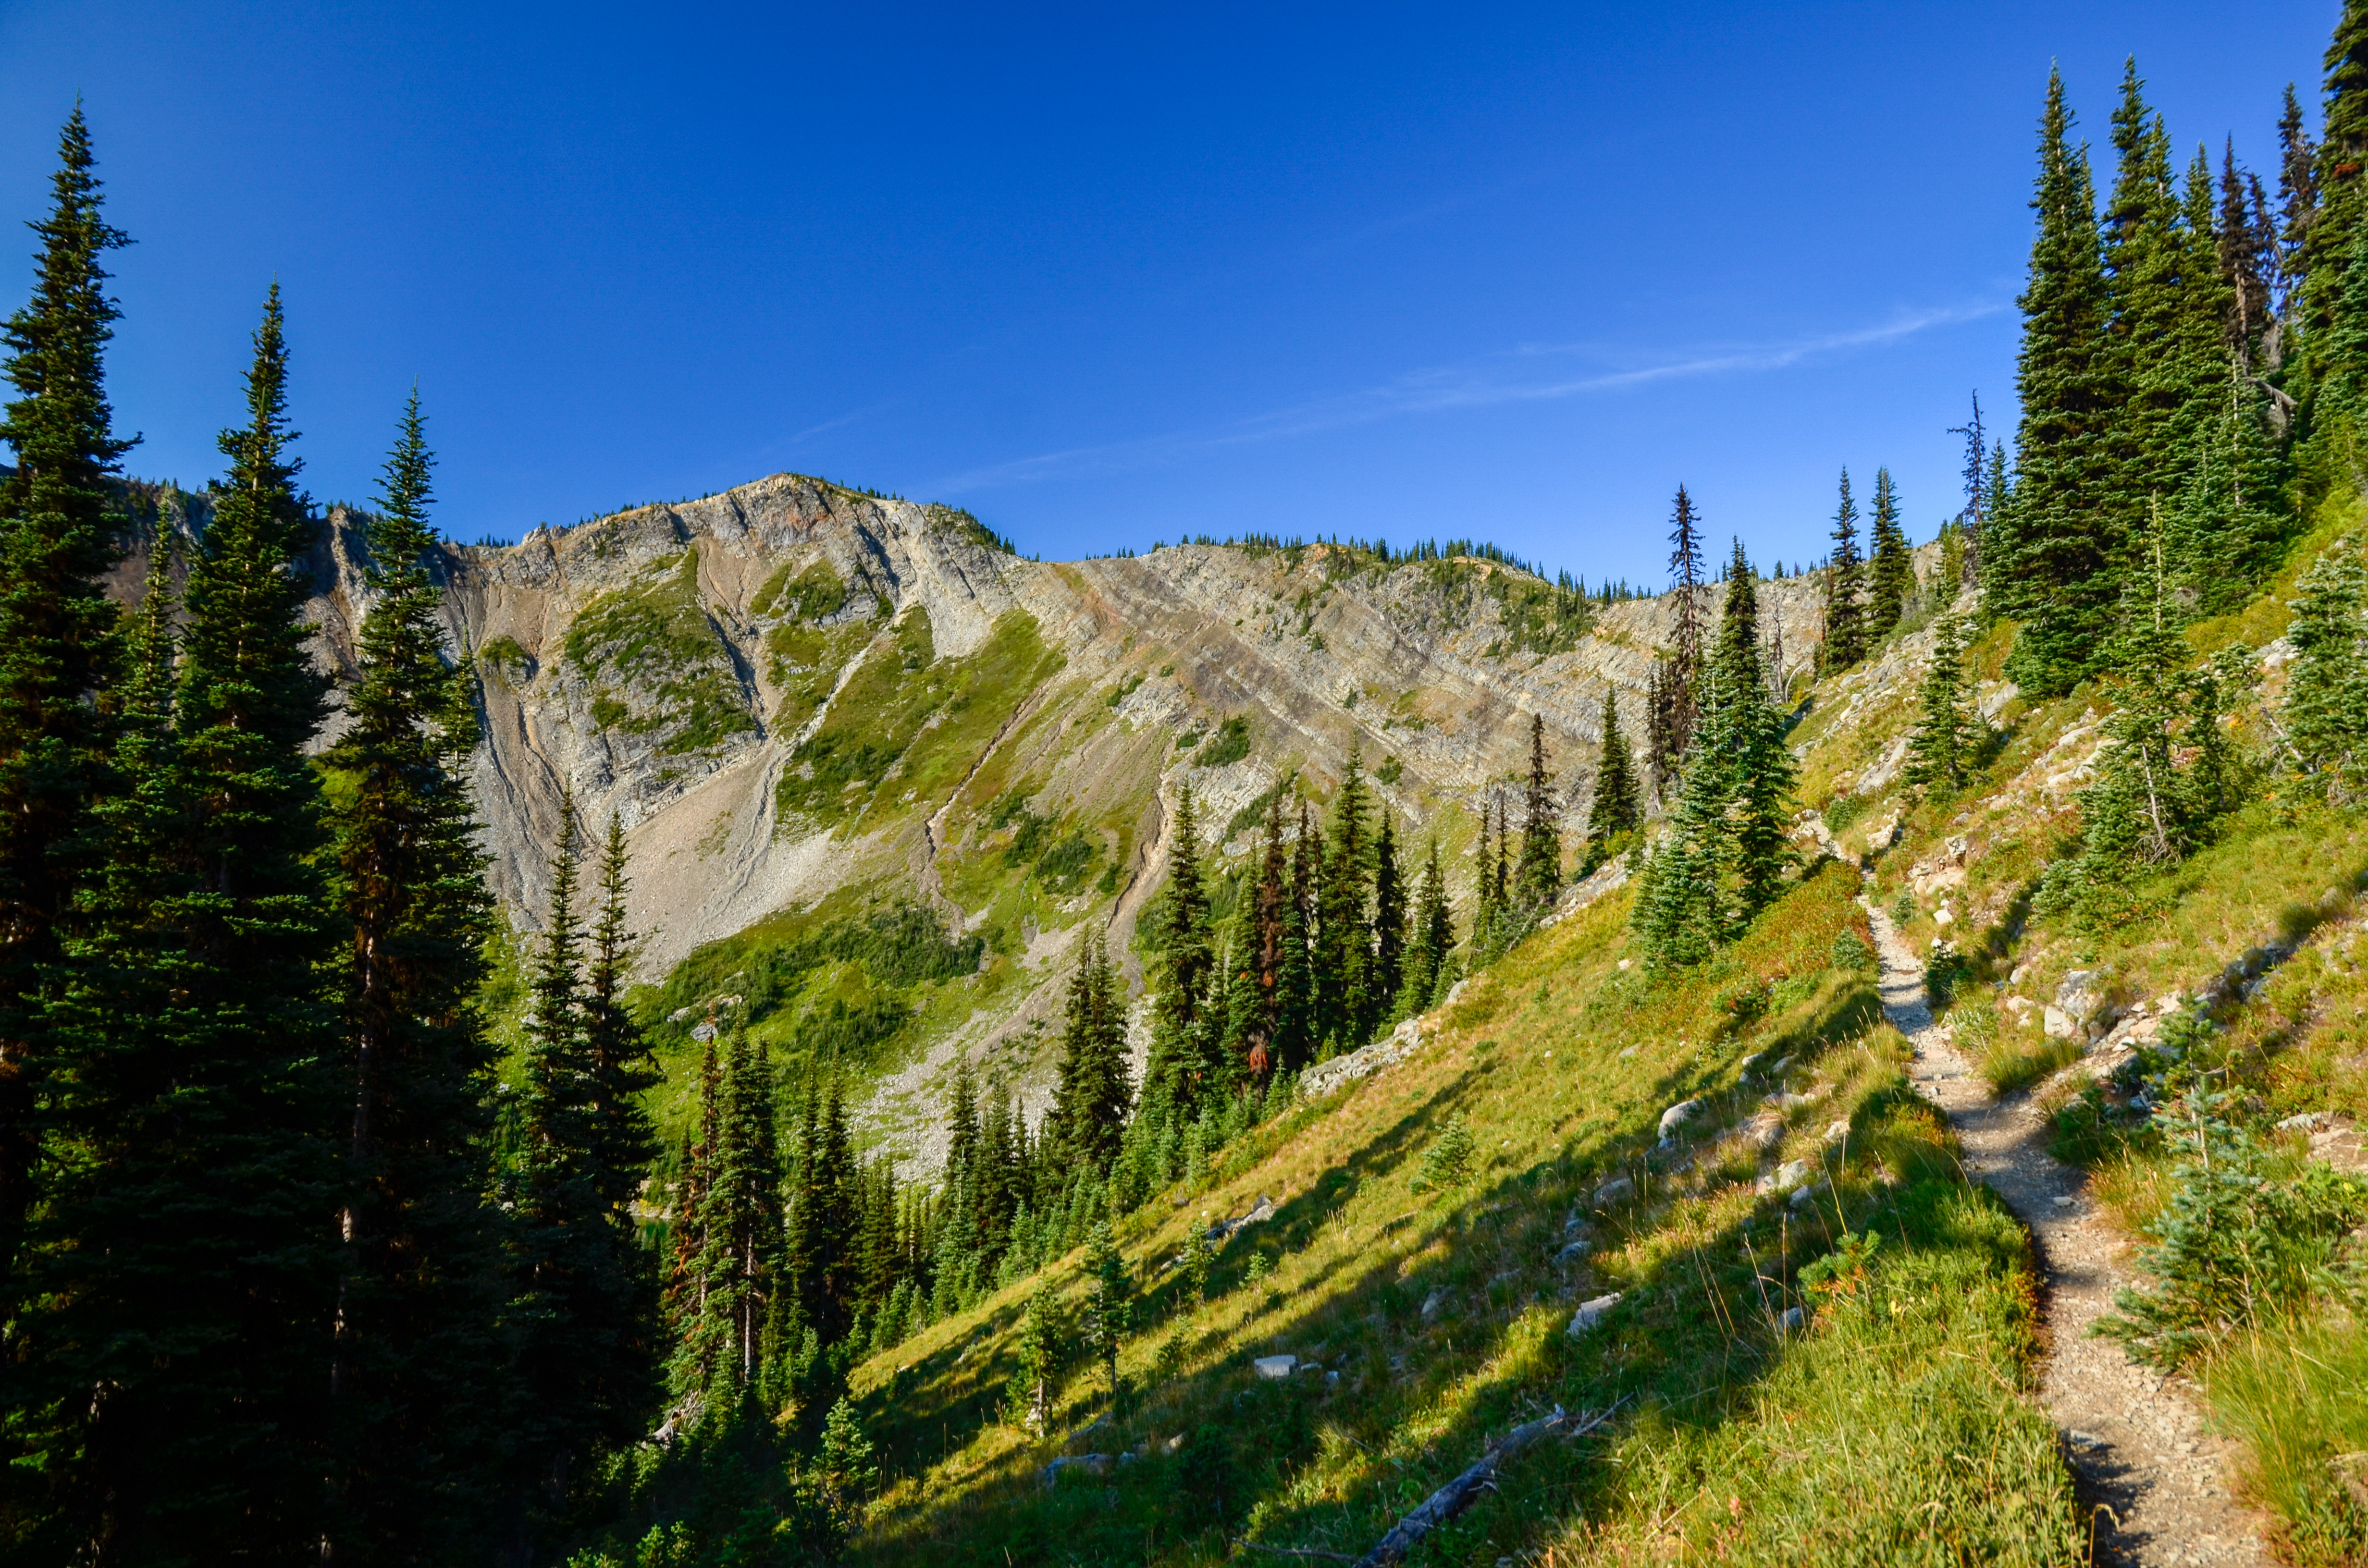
13 8 2368 1568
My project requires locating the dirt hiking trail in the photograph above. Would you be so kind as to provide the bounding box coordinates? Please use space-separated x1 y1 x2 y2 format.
1863 894 2275 1568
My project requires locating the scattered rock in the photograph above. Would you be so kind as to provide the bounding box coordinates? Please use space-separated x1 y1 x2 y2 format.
1042 1454 1113 1486
1566 1293 1622 1336
1253 1355 1298 1380
1788 1182 1825 1210
1764 1091 1822 1110
1302 1017 1430 1097
2043 1005 2075 1040
1822 1119 1851 1145
1554 1240 1590 1266
1208 1195 1275 1242
1591 1175 1635 1207
2067 1430 2105 1452
1419 1290 1445 1321
1776 1306 1805 1335
1656 1098 1708 1144
2277 1110 2331 1134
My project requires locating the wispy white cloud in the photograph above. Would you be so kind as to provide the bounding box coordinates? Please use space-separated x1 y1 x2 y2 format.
926 300 2002 494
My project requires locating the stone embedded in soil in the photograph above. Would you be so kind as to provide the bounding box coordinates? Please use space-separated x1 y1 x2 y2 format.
1566 1293 1622 1336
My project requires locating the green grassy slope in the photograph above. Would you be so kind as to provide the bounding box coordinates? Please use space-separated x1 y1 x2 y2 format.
843 857 2082 1567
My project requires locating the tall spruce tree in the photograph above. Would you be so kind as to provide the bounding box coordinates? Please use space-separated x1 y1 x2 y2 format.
2305 0 2368 357
22 287 342 1562
1821 468 1867 671
676 1029 784 1395
1312 754 1371 1054
1514 714 1561 911
2002 67 2127 696
0 108 134 1288
507 792 658 1546
2283 533 2368 797
1581 685 1640 872
1865 467 1912 640
1246 798 1289 1078
1949 392 1988 586
1904 610 1981 793
1711 541 1794 921
1049 932 1131 1168
1143 784 1213 1116
1394 844 1453 1020
326 391 505 1561
1368 813 1405 1032
1276 800 1317 1072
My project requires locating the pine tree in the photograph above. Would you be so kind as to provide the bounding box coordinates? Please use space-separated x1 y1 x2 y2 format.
2283 533 2368 797
1369 813 1405 1033
2305 0 2368 356
685 1030 784 1392
1514 714 1561 912
19 287 341 1561
1581 686 1640 872
1865 467 1912 640
2058 527 2208 914
1949 392 1988 586
507 791 658 1543
2002 67 2124 697
1904 610 1981 794
1312 753 1371 1054
1080 1220 1131 1405
583 812 661 1272
1395 845 1454 1019
325 391 505 1561
1821 468 1866 671
2278 82 2320 306
1049 932 1131 1168
1711 541 1794 921
0 107 136 1295
1143 784 1213 1117
1276 801 1317 1072
1007 1288 1058 1435
1245 797 1289 1078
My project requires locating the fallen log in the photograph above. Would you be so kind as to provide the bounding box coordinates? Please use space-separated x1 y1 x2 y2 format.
1347 1400 1623 1568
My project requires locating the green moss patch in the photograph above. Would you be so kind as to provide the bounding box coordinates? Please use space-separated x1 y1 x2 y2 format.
563 550 758 756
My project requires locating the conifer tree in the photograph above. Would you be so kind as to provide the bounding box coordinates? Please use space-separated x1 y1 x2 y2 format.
1582 686 1640 873
1865 467 1912 640
0 108 134 1284
2003 68 2126 696
1368 813 1404 1032
22 287 342 1561
2058 529 2210 911
787 1078 859 1352
326 391 505 1561
1049 933 1131 1168
1514 714 1561 912
681 1029 783 1393
507 791 658 1540
1821 468 1867 671
1080 1221 1131 1405
1007 1288 1057 1435
1312 754 1371 1054
2305 0 2368 352
2278 82 2320 300
584 812 661 1261
1245 798 1289 1078
1711 541 1794 920
1394 845 1454 1018
1904 610 1981 794
1949 393 1988 586
2283 533 2368 797
1143 784 1213 1116
1667 484 1705 697
1276 801 1317 1071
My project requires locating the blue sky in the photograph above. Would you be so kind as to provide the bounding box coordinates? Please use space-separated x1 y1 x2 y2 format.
0 1 2338 583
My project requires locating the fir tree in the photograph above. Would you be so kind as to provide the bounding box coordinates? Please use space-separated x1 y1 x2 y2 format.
507 791 658 1542
1710 541 1794 921
1393 844 1447 1022
21 287 341 1561
1514 714 1561 912
1007 1288 1058 1435
1049 932 1131 1168
1276 800 1317 1072
1903 610 1981 794
1245 798 1289 1078
1080 1220 1131 1405
2001 67 2123 697
1312 753 1371 1054
325 391 505 1561
1865 467 1912 640
683 1029 783 1392
1143 784 1213 1116
1368 813 1404 1033
0 108 134 1287
2305 0 2368 355
1581 685 1640 872
1949 392 1988 586
1821 468 1866 671
2283 533 2368 797
2278 82 2320 303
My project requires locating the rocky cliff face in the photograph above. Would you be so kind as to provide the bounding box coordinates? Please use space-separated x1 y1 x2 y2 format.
132 472 1838 1168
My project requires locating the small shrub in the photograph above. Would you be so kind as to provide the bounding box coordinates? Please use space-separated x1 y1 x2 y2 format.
1823 792 1867 833
1198 715 1252 769
2097 1100 2368 1369
1376 756 1403 785
1831 930 1876 972
1890 891 1917 925
1409 1114 1477 1193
